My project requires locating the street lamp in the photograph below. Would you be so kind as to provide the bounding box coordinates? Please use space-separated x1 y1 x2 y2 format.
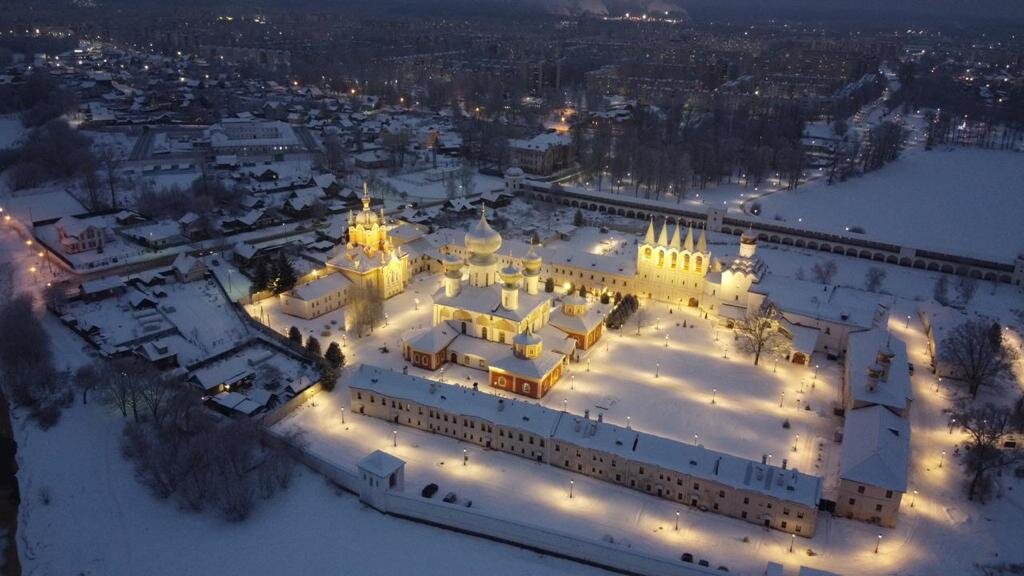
563 398 568 412
767 453 773 466
392 430 397 447
949 418 956 434
779 391 785 407
675 511 680 531
571 374 575 390
664 334 669 348
711 388 717 404
773 357 778 373
340 407 345 424
414 297 420 310
874 534 882 554
905 314 911 328
911 489 918 508
655 362 660 378
792 434 800 452
463 449 468 466
587 358 591 372
813 364 820 380
626 416 631 429
789 533 795 553
939 450 946 468
569 480 574 499
385 313 389 327
693 433 699 445
936 377 942 393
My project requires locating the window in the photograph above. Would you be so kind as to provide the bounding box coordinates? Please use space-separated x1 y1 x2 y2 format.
718 490 725 498
875 504 883 512
743 497 749 504
858 485 866 494
848 498 856 505
781 521 787 529
693 483 699 490
885 490 893 498
523 382 531 394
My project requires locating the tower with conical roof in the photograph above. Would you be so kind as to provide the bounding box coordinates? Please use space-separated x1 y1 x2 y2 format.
500 261 522 311
522 245 543 295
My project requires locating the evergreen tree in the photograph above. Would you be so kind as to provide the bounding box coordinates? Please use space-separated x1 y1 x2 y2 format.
288 326 303 344
573 209 584 227
934 275 950 306
250 258 271 294
274 252 297 294
305 335 322 357
325 341 345 368
544 277 555 293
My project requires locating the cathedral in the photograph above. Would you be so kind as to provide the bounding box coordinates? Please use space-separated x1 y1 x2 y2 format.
327 184 410 300
403 207 606 400
278 184 409 320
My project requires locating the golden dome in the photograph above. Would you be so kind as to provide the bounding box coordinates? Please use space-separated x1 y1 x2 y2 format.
465 207 501 256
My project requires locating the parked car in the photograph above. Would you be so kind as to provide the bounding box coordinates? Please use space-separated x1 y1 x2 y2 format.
717 567 730 572
443 492 457 503
464 500 473 508
421 483 439 498
698 559 710 567
681 553 693 563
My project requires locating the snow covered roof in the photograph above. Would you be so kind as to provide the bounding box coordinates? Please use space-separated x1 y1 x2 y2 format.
403 325 458 355
287 273 351 302
352 365 822 508
840 405 909 492
358 450 405 478
753 276 892 330
433 284 551 324
350 365 563 438
845 329 912 413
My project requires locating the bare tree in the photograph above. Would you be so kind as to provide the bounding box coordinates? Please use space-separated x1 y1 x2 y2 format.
735 306 791 366
940 320 1017 398
255 363 284 391
98 145 123 209
102 357 157 421
74 363 102 405
346 283 384 337
811 260 838 284
458 162 476 197
952 402 1024 502
864 267 887 293
957 276 979 307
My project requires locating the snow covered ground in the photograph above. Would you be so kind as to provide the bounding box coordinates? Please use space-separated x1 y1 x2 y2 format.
754 146 1024 261
253 228 1024 576
0 225 609 576
0 117 26 151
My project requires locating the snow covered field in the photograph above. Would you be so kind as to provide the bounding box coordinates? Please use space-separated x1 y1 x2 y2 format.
0 117 26 151
755 147 1024 261
0 225 608 576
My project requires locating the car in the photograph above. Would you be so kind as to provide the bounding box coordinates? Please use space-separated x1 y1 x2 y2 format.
464 500 473 508
717 567 730 572
698 559 710 567
421 483 439 498
681 553 694 563
443 492 457 503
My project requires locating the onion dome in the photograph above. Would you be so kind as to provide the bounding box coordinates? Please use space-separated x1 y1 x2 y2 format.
505 166 524 178
523 246 543 274
500 262 522 286
465 207 502 256
740 229 758 245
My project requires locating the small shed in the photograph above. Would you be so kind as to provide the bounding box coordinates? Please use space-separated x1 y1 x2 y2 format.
357 450 405 511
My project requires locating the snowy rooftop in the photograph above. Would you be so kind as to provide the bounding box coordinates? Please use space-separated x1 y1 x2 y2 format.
845 329 912 412
289 273 351 302
433 284 551 324
350 365 563 439
753 276 892 329
351 365 822 508
839 405 910 492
